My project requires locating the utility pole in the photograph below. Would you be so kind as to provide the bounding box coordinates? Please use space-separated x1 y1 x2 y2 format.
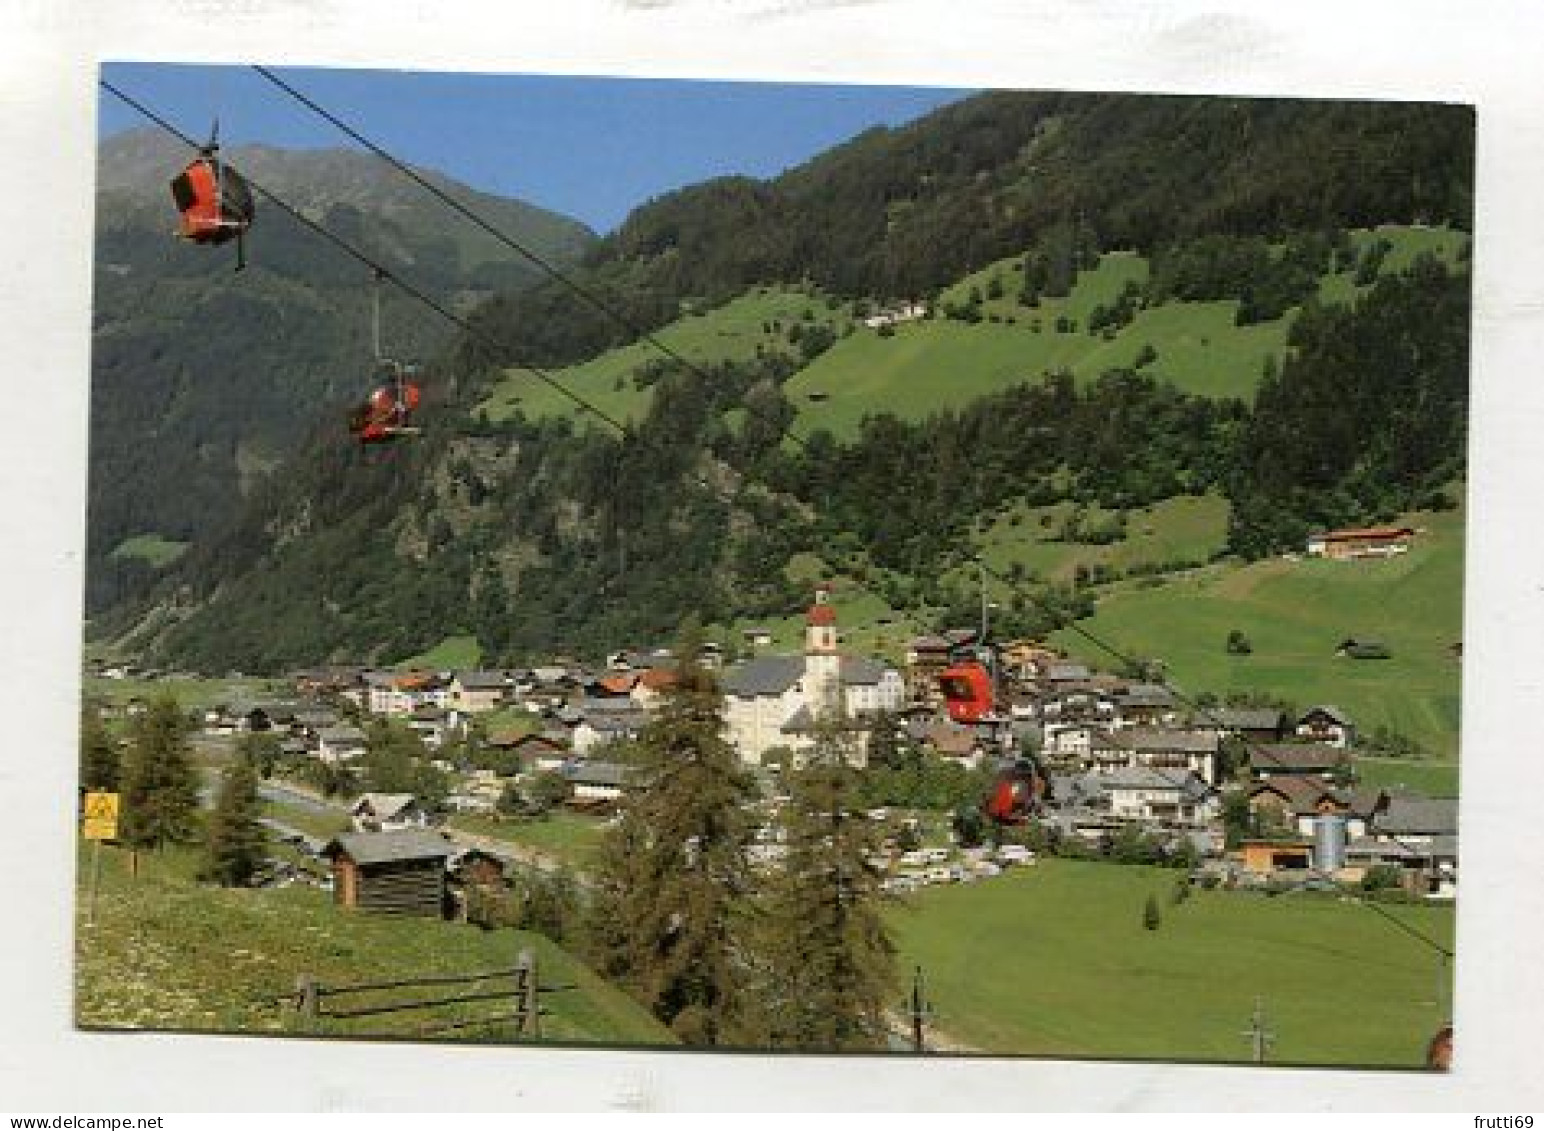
1241 996 1275 1064
908 965 932 1053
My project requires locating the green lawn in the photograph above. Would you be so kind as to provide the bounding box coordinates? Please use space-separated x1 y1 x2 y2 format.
1354 758 1461 798
74 842 672 1046
727 581 912 664
263 798 351 841
888 859 1454 1066
448 811 610 869
393 633 482 671
109 533 189 568
966 492 1230 586
1050 503 1464 759
83 675 286 710
478 285 854 425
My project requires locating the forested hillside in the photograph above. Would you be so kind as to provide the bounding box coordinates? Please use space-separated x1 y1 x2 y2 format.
92 92 1474 673
87 129 596 613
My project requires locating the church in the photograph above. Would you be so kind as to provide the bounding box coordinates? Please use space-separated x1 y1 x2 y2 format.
720 586 905 767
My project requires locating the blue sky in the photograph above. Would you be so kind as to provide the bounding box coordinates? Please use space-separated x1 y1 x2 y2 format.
99 62 969 233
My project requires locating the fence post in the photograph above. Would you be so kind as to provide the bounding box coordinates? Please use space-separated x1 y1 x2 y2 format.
516 949 538 1039
295 974 320 1032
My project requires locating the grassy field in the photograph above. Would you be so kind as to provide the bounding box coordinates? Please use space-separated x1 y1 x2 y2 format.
477 285 854 425
393 633 483 671
447 812 609 869
109 533 189 568
1353 758 1461 798
83 674 285 710
1050 503 1464 759
74 842 672 1046
888 859 1454 1066
263 798 351 841
965 492 1230 586
474 227 1464 441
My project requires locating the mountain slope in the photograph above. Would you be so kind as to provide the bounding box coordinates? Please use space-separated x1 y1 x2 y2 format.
96 92 1473 677
87 129 597 612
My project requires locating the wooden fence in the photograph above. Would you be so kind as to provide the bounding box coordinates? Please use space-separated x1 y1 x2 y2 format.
289 948 563 1038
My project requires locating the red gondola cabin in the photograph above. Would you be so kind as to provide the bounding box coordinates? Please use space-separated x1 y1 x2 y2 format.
939 661 995 724
170 153 254 247
350 379 422 445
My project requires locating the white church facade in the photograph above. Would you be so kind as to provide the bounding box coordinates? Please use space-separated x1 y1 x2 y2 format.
721 588 905 767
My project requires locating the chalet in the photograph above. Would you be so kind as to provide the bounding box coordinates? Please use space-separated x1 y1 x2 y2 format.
563 760 631 802
1192 707 1288 745
630 667 681 709
1295 705 1357 749
573 702 647 757
1247 776 1359 837
912 720 985 767
1111 683 1178 725
323 829 453 917
449 670 509 713
365 670 448 716
1305 526 1415 560
594 672 640 698
1249 743 1352 780
743 627 775 648
401 705 450 749
350 793 431 833
1099 767 1214 825
317 724 367 764
488 730 570 774
1090 728 1220 784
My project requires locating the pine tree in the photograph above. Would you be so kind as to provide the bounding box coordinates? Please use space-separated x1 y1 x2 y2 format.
201 755 267 886
584 643 757 1045
750 715 898 1051
1143 893 1162 931
118 696 200 850
79 708 120 792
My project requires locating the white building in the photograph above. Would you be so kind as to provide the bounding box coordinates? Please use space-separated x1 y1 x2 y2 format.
721 588 904 766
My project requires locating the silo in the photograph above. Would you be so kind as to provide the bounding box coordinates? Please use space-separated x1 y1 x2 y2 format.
1313 814 1347 874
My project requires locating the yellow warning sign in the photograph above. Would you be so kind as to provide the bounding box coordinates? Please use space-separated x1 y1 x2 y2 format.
82 791 119 840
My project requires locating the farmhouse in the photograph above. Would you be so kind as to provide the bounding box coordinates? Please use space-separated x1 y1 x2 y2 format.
322 829 454 917
1295 705 1357 749
317 724 367 764
1305 526 1416 560
449 670 509 712
1249 743 1352 780
350 793 431 833
1192 707 1288 745
563 760 631 803
1099 766 1214 825
1090 728 1220 784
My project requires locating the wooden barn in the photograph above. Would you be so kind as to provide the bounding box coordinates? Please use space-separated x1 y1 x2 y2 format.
322 829 454 917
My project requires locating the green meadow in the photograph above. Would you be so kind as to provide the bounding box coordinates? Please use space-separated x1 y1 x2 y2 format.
1050 504 1465 759
889 859 1454 1066
74 842 672 1046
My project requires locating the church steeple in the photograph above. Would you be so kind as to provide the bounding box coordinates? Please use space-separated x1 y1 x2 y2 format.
804 584 841 713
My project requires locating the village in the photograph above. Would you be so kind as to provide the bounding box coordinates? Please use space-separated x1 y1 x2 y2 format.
87 559 1458 920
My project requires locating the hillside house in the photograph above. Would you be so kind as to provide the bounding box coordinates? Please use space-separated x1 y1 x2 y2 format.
1192 707 1288 745
1246 777 1385 838
1305 526 1415 560
323 829 453 917
1090 728 1220 784
1295 706 1357 749
629 667 681 710
1111 683 1179 725
317 724 367 764
1100 767 1214 825
365 671 448 716
1249 743 1353 780
573 702 647 757
449 670 509 712
491 731 570 774
350 793 431 833
563 760 630 803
